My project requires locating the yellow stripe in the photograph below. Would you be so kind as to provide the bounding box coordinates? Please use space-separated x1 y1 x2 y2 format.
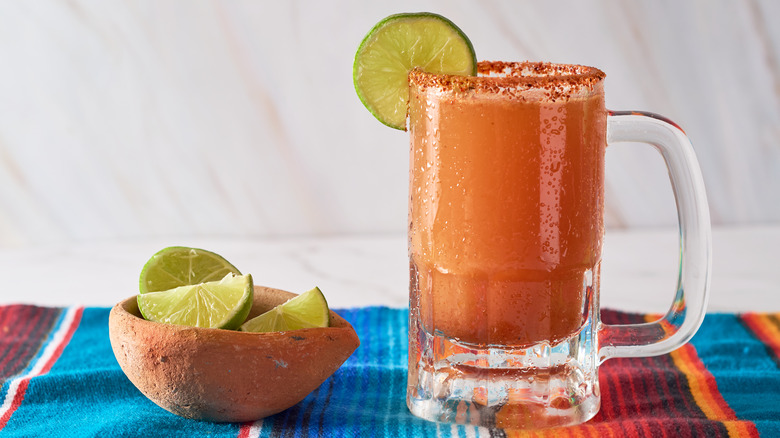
723 420 740 436
670 345 733 419
750 314 780 350
722 420 758 437
640 314 730 419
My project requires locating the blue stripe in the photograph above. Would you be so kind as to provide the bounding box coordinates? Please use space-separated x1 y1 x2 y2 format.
383 307 399 437
365 308 380 435
368 307 385 435
332 307 364 436
258 418 273 438
2 308 242 437
302 377 328 437
691 313 780 437
291 382 314 437
334 307 438 437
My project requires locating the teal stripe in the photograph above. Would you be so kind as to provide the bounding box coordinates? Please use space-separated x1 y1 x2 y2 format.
302 377 330 437
691 314 780 437
365 307 384 437
258 418 273 438
335 307 440 437
384 307 400 437
352 306 371 436
291 378 317 436
399 307 416 438
278 401 296 437
339 307 368 436
367 307 381 435
3 308 243 437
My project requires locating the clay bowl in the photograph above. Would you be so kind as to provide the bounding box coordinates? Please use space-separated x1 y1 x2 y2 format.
108 286 360 422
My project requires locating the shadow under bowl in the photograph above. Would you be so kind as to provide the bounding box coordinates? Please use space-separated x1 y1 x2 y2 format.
108 286 360 423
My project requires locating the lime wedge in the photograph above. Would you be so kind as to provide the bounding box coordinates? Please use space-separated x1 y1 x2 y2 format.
139 246 241 294
137 273 253 330
240 287 329 333
353 12 477 130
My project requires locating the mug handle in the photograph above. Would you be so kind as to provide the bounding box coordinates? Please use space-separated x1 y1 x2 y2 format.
598 111 712 363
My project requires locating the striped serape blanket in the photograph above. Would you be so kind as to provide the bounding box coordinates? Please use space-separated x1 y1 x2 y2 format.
1 305 779 437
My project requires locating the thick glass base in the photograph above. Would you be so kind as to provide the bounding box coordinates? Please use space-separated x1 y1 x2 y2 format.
407 307 599 429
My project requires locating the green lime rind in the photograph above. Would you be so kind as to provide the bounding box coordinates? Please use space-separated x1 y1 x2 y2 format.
353 12 478 130
137 273 254 330
139 246 241 294
240 286 330 333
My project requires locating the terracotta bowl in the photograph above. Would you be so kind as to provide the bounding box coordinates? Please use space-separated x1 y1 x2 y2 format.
108 286 360 422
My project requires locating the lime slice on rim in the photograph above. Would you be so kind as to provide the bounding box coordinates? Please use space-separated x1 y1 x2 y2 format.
240 287 330 333
137 273 254 330
353 12 477 130
139 246 241 294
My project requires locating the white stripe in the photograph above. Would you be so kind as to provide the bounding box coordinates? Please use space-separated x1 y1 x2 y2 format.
475 426 490 437
0 306 81 420
246 419 263 438
0 379 22 421
27 307 79 376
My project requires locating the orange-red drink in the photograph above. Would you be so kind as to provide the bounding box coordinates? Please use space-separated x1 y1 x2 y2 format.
407 62 607 428
409 62 606 347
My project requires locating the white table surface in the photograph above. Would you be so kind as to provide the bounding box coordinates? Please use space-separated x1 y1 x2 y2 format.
0 225 777 314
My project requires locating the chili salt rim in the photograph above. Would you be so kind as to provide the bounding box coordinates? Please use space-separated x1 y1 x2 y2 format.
409 61 606 102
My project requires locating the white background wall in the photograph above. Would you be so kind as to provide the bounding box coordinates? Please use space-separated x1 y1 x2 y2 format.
1 0 778 247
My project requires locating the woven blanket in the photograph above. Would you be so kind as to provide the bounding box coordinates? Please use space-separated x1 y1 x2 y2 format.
0 306 778 437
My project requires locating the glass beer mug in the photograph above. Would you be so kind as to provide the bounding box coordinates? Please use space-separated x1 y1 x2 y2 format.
406 61 711 429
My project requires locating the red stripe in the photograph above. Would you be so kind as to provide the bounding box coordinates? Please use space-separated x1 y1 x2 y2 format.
625 420 641 437
599 359 621 420
640 316 710 424
608 360 631 419
0 306 12 331
620 359 642 419
588 423 613 438
236 422 252 438
585 425 601 438
653 355 694 417
638 419 655 437
0 308 44 376
746 421 762 438
0 307 25 373
660 353 708 437
623 361 642 418
742 314 780 361
1 308 59 379
0 307 83 431
672 344 736 421
0 378 29 427
647 419 666 437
